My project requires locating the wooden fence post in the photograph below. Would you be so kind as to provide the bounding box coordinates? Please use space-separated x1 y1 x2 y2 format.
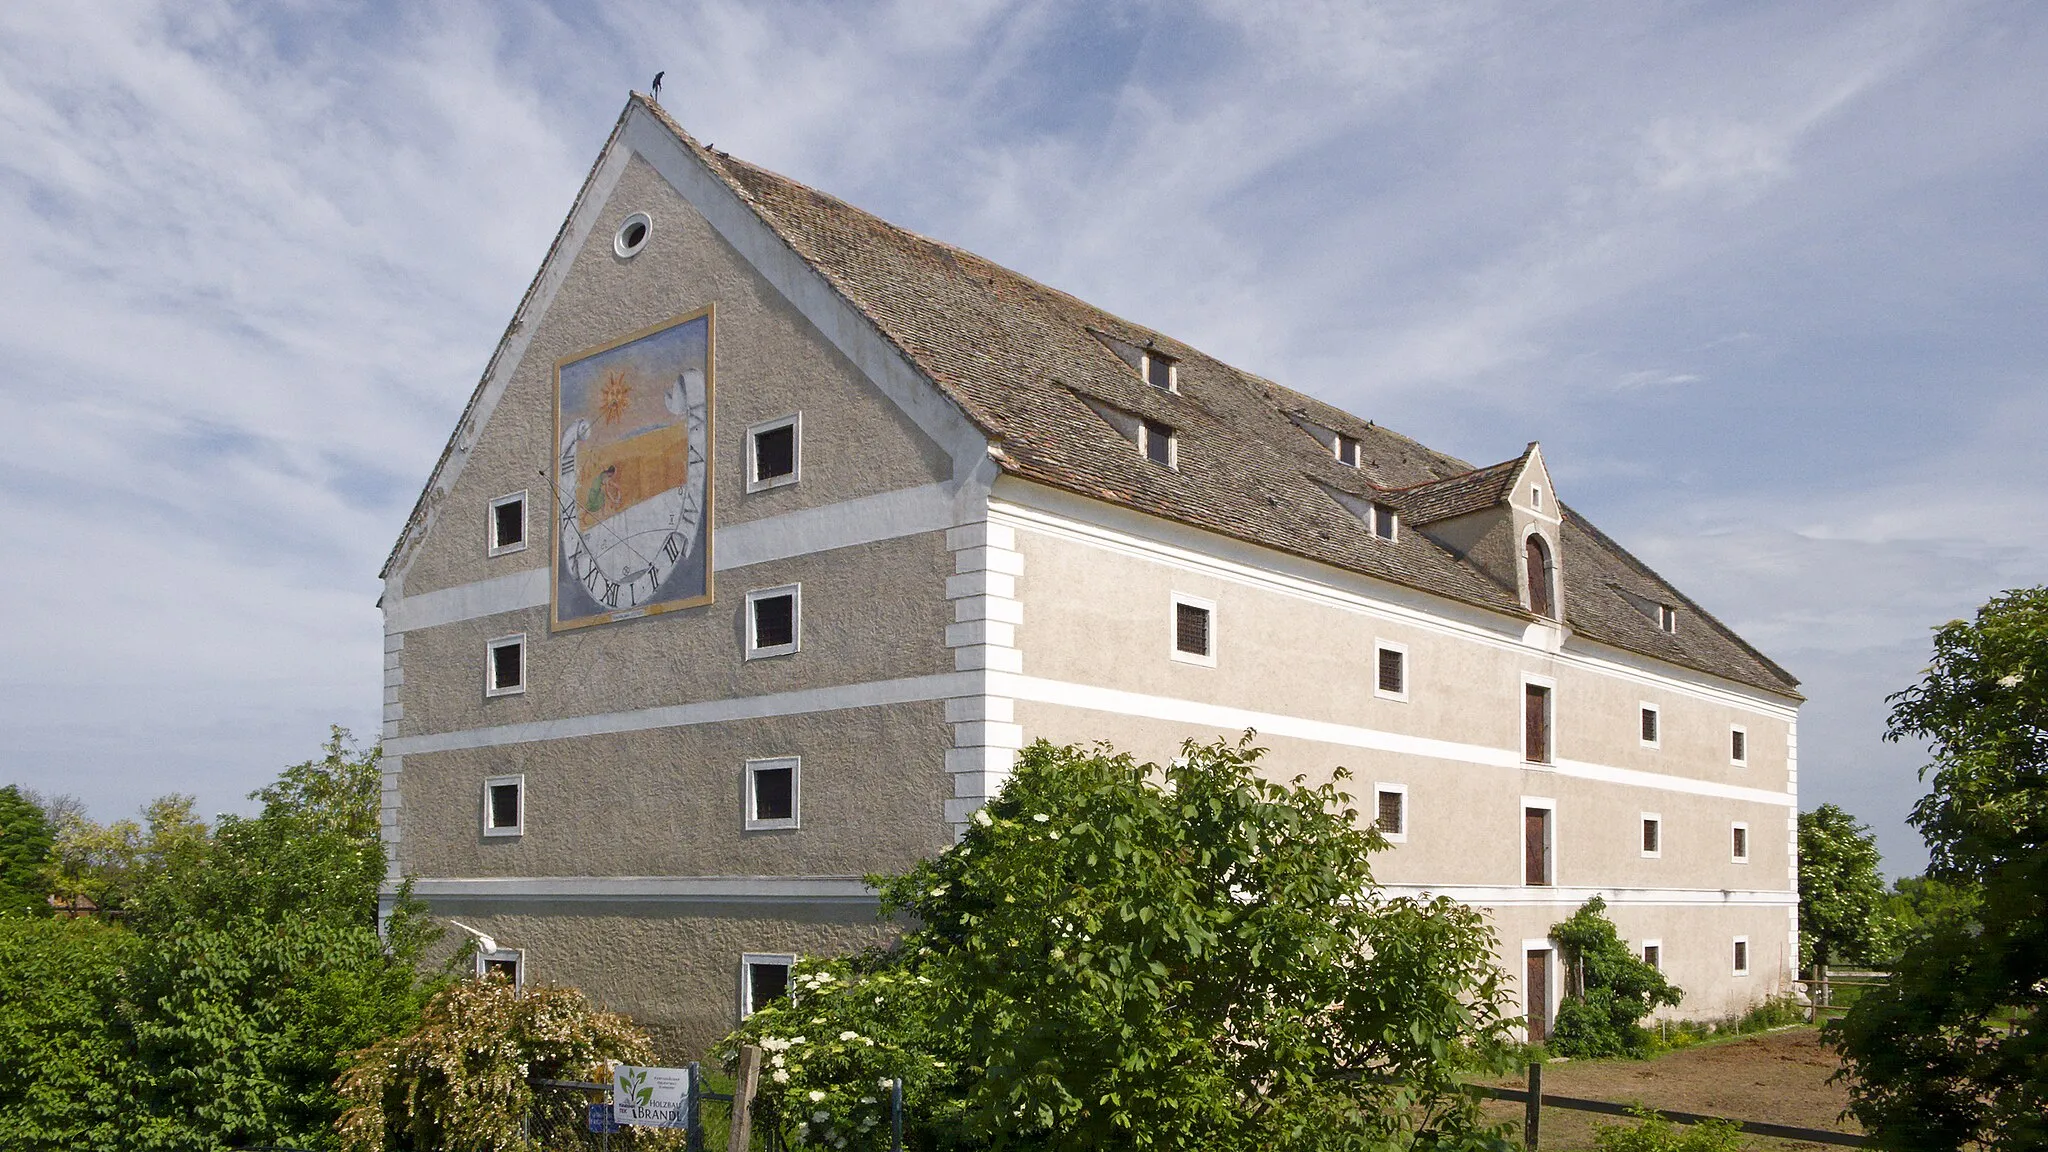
728 1045 761 1152
1525 1062 1542 1151
686 1061 703 1152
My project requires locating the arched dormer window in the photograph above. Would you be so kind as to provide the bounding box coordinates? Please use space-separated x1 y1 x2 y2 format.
1525 533 1556 619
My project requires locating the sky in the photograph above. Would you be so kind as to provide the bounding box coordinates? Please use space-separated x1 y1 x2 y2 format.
3 0 2044 875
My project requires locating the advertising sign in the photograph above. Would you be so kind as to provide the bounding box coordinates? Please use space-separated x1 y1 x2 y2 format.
612 1065 692 1128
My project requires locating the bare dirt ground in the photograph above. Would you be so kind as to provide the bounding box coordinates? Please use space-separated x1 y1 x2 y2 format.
1478 1027 1863 1150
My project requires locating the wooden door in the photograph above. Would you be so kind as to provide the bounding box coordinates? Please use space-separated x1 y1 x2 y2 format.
1524 685 1550 763
1524 806 1550 885
1526 950 1551 1044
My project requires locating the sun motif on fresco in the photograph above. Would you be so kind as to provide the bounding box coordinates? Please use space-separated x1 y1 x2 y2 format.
598 372 633 424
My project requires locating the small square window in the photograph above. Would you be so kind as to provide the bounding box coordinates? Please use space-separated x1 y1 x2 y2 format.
477 948 524 988
1143 351 1176 392
1640 704 1660 747
486 635 526 696
1141 418 1176 467
489 492 528 555
746 586 800 658
1375 642 1407 700
1730 726 1748 766
1335 435 1361 467
1375 784 1407 841
1371 503 1398 541
483 774 524 837
1641 815 1661 857
1170 595 1215 665
1732 937 1750 976
1731 822 1749 862
1642 942 1661 971
745 757 800 830
748 415 801 492
741 953 796 1017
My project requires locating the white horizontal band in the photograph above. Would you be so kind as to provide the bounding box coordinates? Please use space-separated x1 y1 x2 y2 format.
385 481 962 633
1381 884 1796 908
392 875 1787 909
990 673 1797 807
382 672 974 756
400 874 878 903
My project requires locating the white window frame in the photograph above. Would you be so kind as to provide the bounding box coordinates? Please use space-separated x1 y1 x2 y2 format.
744 757 801 831
485 633 527 697
1169 593 1217 667
1521 673 1557 767
1732 935 1751 977
1530 484 1544 511
745 584 801 659
1139 419 1178 469
1639 702 1661 749
1521 794 1557 886
482 774 525 837
1640 939 1663 971
740 952 798 1019
1140 350 1177 393
745 413 802 493
1731 820 1751 863
488 490 529 556
1373 639 1409 701
1730 724 1749 767
1371 503 1399 542
1373 782 1409 843
1640 812 1662 859
476 946 525 989
613 210 653 258
1658 604 1679 633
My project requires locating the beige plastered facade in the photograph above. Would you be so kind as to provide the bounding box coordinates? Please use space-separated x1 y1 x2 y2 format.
382 105 1801 1057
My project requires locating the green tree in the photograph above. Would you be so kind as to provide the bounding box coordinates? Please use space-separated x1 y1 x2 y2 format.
0 917 154 1151
44 793 209 913
1797 803 1887 970
1548 897 1683 1058
0 785 55 916
723 736 1522 1151
1869 874 1980 960
1828 587 2048 1151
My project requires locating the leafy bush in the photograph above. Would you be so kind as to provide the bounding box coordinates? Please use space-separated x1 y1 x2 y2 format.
722 735 1523 1150
0 785 55 917
0 917 145 1150
1591 1109 1745 1152
1548 898 1682 1058
336 977 667 1152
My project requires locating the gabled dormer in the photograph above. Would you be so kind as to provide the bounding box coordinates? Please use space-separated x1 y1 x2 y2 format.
1089 329 1178 393
1393 443 1564 621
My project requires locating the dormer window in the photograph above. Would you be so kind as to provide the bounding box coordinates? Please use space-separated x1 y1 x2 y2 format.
1657 604 1677 633
1525 534 1556 619
1372 503 1397 541
1335 435 1361 467
1141 419 1176 467
1142 351 1177 393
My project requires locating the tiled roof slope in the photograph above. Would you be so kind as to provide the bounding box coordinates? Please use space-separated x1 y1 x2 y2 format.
1385 449 1532 526
656 99 1797 698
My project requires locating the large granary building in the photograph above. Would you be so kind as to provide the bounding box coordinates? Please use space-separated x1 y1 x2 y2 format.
378 93 1802 1055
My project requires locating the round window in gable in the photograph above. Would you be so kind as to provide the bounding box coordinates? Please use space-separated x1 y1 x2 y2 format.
614 212 653 258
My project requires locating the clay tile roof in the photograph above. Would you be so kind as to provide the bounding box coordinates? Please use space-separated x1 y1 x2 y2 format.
1384 447 1532 525
524 98 1800 697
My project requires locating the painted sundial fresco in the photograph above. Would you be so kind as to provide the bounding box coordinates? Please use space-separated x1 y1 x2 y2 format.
552 307 713 630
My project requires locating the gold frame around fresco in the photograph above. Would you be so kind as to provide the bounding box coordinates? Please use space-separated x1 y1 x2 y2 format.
549 304 716 632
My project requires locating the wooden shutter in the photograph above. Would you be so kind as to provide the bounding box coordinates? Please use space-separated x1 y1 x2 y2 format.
1524 685 1550 763
1526 950 1550 1043
1526 535 1553 618
1525 807 1549 886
